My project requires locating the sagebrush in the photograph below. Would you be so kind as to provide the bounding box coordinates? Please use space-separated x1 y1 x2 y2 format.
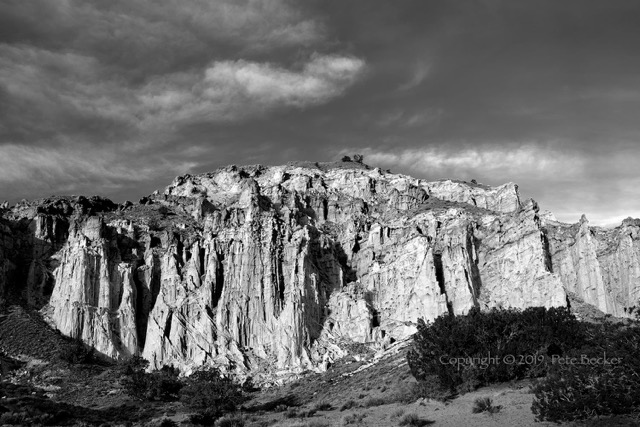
407 306 584 393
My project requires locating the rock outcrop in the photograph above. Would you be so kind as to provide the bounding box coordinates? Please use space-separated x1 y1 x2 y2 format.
545 215 640 317
0 219 14 306
1 161 639 378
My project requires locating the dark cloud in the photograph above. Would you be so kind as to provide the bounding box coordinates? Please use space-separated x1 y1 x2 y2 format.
0 0 639 224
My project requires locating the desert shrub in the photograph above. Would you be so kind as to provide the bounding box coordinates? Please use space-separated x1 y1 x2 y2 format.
391 381 423 403
391 408 405 418
472 397 501 414
121 358 182 402
304 422 332 427
242 376 258 392
398 413 434 426
531 321 640 422
246 395 298 413
414 378 456 402
342 413 366 425
214 413 245 427
341 156 352 162
190 412 219 426
0 411 28 426
288 422 331 427
407 306 586 393
285 408 300 418
312 402 332 411
180 367 245 425
118 355 148 375
59 338 96 364
339 400 357 411
363 397 386 407
284 408 315 418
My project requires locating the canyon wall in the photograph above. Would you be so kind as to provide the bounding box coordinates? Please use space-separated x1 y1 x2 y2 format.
1 162 639 377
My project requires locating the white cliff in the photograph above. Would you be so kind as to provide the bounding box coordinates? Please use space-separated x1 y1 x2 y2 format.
546 215 640 317
1 162 638 377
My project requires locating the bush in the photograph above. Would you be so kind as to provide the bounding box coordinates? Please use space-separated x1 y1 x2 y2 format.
59 338 96 364
398 413 434 426
190 412 219 426
214 413 245 427
414 378 456 402
312 402 332 411
407 306 586 393
121 358 182 402
284 407 316 418
342 413 365 425
363 397 386 407
472 397 501 414
118 355 149 375
285 408 300 418
391 408 405 418
180 367 245 424
390 381 423 403
531 321 640 422
339 400 357 411
341 156 352 162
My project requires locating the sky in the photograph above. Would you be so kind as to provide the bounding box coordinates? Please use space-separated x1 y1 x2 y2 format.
1 0 640 226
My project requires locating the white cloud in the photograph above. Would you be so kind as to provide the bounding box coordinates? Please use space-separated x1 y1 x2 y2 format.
157 0 325 51
1 0 325 58
356 144 585 179
205 54 366 107
139 54 367 123
0 45 366 131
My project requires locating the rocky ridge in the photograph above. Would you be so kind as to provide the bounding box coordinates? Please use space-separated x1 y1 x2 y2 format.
0 161 638 379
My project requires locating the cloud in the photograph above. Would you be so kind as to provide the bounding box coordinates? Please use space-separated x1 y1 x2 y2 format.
0 0 325 72
204 54 366 108
0 143 196 196
0 45 136 144
139 54 367 123
355 144 584 180
0 44 366 140
145 0 325 51
377 108 443 128
398 61 431 91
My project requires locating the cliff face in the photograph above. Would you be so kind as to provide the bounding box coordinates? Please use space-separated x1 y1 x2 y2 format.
546 216 640 317
1 162 639 376
0 219 13 306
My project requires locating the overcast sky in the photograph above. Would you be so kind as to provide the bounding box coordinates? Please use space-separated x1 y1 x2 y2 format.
1 1 639 225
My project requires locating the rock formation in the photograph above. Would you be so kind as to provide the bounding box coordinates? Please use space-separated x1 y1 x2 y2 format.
1 161 639 378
